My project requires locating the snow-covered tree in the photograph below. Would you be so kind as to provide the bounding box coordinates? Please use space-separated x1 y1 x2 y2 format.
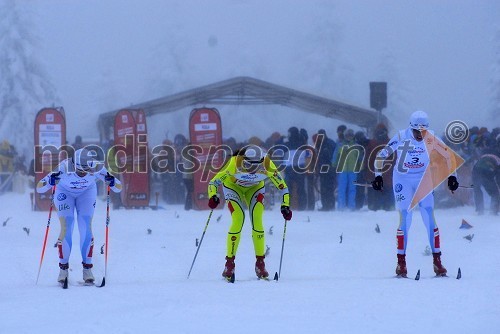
0 0 58 157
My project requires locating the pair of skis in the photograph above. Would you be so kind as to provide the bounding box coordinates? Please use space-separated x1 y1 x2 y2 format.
60 278 99 289
224 272 277 284
58 275 105 291
354 181 474 189
224 220 288 284
397 267 462 280
188 210 289 283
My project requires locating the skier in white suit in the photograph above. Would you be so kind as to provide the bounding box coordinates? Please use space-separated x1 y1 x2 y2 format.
371 111 459 277
37 148 122 284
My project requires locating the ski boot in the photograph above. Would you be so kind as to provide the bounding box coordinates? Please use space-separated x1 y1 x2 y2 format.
255 255 269 279
58 263 69 283
396 254 407 278
222 256 235 281
82 263 95 284
432 252 447 276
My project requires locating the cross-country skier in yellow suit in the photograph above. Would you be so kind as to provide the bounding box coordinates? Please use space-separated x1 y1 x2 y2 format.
207 145 292 280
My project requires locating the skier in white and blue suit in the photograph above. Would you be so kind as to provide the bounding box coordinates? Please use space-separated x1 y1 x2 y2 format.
37 148 122 284
371 111 459 278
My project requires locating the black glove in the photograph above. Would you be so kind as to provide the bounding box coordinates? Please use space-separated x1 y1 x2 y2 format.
49 172 61 186
280 205 292 221
371 175 383 191
105 173 115 187
208 195 220 209
448 175 459 192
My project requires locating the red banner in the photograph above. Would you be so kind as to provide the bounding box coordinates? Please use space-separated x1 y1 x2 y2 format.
189 108 224 210
112 109 149 208
130 109 150 207
34 107 66 211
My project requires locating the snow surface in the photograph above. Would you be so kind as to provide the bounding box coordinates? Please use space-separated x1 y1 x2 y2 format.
1 191 499 334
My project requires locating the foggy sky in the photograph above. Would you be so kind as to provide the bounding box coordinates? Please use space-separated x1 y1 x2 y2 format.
28 0 499 144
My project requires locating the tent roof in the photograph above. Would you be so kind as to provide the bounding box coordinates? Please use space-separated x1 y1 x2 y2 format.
98 76 386 138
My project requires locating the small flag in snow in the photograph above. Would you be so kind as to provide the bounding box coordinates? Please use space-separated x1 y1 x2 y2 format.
463 234 474 242
375 224 380 233
459 219 473 229
3 217 11 226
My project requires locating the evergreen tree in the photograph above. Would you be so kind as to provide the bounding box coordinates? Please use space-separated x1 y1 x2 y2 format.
0 0 58 157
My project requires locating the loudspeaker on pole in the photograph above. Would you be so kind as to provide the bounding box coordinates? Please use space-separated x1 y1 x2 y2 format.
369 82 387 111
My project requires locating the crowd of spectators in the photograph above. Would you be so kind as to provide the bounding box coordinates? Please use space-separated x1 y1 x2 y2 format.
0 140 29 194
441 126 500 215
2 123 498 216
169 123 498 214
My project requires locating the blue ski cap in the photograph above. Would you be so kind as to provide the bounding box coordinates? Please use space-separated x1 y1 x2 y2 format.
409 110 429 130
73 148 97 172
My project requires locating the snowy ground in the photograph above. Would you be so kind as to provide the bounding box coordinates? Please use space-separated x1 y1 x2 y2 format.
1 191 499 334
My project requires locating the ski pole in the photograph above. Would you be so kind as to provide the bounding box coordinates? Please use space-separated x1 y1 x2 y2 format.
274 219 288 281
353 182 373 188
98 185 111 288
36 185 56 284
187 209 214 279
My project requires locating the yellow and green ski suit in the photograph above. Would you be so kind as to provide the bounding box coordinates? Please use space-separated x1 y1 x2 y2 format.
208 155 289 258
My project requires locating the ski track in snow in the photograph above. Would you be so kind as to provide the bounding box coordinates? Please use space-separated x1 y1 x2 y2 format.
1 192 499 334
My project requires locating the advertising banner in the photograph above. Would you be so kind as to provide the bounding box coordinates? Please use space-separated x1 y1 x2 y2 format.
129 109 150 207
34 107 66 211
113 109 149 208
189 108 224 210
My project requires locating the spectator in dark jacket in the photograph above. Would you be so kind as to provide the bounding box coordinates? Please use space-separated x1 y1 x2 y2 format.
284 127 306 210
354 131 369 209
365 124 395 211
314 129 336 211
472 149 500 216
